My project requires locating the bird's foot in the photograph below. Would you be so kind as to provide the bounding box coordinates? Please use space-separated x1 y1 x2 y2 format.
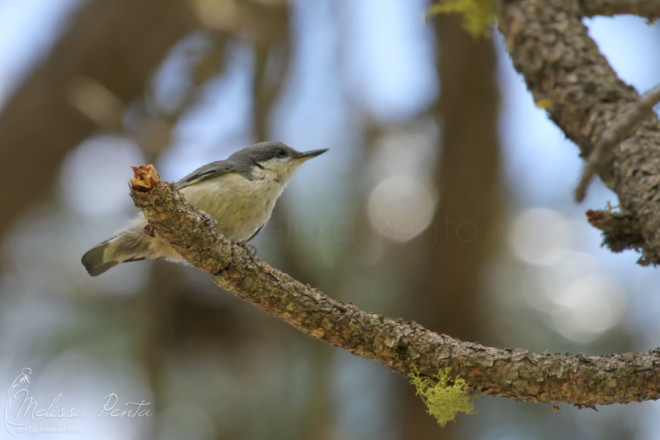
239 242 258 258
199 209 218 228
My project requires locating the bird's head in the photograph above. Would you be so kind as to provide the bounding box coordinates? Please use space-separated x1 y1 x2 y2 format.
231 141 327 183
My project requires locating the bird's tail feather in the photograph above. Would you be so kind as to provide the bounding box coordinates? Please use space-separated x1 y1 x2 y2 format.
81 226 151 276
81 218 181 276
81 240 118 277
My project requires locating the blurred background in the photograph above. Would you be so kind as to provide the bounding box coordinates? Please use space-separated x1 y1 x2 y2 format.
0 0 659 439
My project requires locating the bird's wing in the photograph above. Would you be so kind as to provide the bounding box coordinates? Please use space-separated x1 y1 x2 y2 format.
175 160 236 189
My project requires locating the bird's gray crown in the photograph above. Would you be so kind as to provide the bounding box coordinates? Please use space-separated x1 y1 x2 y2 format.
229 141 299 165
176 141 327 188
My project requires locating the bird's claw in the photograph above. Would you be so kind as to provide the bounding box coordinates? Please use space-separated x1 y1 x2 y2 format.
199 209 218 228
239 242 257 257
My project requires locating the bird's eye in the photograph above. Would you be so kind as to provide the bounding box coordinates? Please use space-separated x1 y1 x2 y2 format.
276 148 286 157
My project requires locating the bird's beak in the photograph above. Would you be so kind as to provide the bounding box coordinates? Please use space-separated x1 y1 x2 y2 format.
296 149 328 162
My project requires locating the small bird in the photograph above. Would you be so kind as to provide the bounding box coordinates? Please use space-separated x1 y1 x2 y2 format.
82 141 327 276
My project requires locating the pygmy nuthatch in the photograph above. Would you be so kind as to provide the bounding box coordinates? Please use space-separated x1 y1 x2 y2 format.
81 141 327 276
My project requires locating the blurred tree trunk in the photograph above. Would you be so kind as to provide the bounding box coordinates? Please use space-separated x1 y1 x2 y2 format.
0 0 197 241
400 15 501 439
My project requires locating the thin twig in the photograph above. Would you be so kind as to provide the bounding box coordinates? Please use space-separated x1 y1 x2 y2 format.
575 84 660 202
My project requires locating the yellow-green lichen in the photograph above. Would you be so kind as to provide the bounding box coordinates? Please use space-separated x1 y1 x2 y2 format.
409 368 476 426
535 98 554 109
426 0 494 37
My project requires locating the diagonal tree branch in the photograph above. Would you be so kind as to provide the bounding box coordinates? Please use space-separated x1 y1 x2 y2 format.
495 0 660 265
127 165 660 406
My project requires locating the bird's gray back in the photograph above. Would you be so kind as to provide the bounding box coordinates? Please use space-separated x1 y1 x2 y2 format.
176 158 251 189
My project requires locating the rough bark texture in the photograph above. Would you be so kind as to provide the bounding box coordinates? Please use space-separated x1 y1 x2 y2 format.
495 0 660 265
129 175 660 406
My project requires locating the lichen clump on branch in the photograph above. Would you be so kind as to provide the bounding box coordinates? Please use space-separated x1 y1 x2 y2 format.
409 368 476 426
